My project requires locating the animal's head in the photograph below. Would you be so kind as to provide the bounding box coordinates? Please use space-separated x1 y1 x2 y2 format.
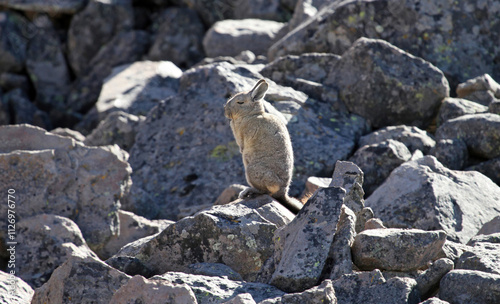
224 79 269 120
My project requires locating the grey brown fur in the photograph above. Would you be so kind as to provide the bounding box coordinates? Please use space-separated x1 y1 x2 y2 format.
224 79 303 214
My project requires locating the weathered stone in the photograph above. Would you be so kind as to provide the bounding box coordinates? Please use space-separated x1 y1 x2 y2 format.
456 74 500 100
489 100 500 115
50 128 86 142
152 272 285 304
0 11 32 74
300 176 331 200
31 255 131 304
270 187 345 292
430 139 469 170
15 214 97 288
332 269 420 304
105 255 154 278
0 125 132 253
0 72 30 92
214 184 247 206
328 206 356 280
456 243 500 275
416 258 454 298
352 228 446 272
419 298 450 304
203 19 285 58
349 139 412 196
366 156 500 243
109 275 198 304
148 8 205 68
358 125 436 154
436 113 500 160
0 0 86 14
437 97 488 126
186 263 243 281
439 269 500 304
222 293 255 304
278 279 337 304
438 240 473 265
67 0 134 77
364 218 386 230
0 270 34 304
4 89 52 130
477 216 500 236
325 38 449 129
468 233 500 246
287 0 331 30
466 158 500 186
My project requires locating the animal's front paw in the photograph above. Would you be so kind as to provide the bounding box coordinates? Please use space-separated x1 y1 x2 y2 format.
238 187 262 200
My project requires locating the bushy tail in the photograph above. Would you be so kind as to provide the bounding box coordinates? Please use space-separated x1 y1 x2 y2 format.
274 194 303 214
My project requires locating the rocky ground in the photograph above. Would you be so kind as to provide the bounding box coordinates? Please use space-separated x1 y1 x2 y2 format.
1 0 500 303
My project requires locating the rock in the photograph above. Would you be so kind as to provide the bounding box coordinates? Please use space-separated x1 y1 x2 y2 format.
437 97 488 126
324 37 449 129
352 228 446 272
119 203 278 281
186 263 243 281
420 298 450 304
276 279 337 304
332 269 420 304
429 139 468 170
223 293 256 304
366 156 500 243
31 255 131 304
126 62 368 219
0 270 34 304
287 0 331 30
0 125 132 254
50 128 86 142
270 187 345 292
15 214 97 288
3 89 52 130
0 72 30 92
489 100 500 115
415 258 454 298
0 11 32 74
25 15 70 111
109 275 198 304
468 233 500 246
67 30 151 114
477 216 500 236
358 125 436 154
84 111 146 151
203 19 285 58
456 74 500 101
301 176 331 199
456 243 500 275
466 158 500 186
328 205 356 280
438 241 473 265
152 272 285 303
67 0 134 77
436 113 500 159
77 60 180 134
148 8 205 68
105 255 154 278
439 269 500 304
214 184 247 205
268 0 500 83
0 0 86 14
349 139 412 196
364 218 386 230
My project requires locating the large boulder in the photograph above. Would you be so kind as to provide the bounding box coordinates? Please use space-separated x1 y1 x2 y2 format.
365 156 500 243
437 98 488 126
439 270 500 304
269 0 500 83
357 125 436 154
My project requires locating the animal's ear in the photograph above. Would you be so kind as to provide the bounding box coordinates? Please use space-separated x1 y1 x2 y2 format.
250 79 269 101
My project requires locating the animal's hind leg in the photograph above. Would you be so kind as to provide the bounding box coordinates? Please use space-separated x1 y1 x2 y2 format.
239 187 265 200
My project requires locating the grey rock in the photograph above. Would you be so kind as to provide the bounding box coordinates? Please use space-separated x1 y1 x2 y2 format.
468 233 500 246
152 272 285 304
0 73 30 93
477 216 500 236
105 255 154 278
364 218 386 230
223 293 256 304
148 8 205 68
240 196 295 228
437 97 488 126
415 258 454 298
270 187 345 292
0 0 86 14
358 125 436 154
268 0 500 83
67 0 134 77
0 125 132 254
287 0 331 30
31 255 131 304
0 11 32 74
4 89 52 130
275 279 337 304
419 298 450 304
352 228 446 272
332 269 420 304
437 240 474 265
214 184 247 206
109 275 198 304
84 111 145 151
300 176 331 201
50 128 86 142
0 270 34 304
328 206 356 280
187 263 244 281
67 30 151 114
324 37 449 129
436 113 500 159
203 19 285 58
439 269 500 304
456 74 500 101
430 139 469 170
466 157 500 186
456 243 500 275
461 91 498 107
489 100 500 115
349 139 412 196
366 156 500 243
15 214 97 288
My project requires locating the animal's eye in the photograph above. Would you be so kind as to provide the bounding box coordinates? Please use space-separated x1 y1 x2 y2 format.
237 101 244 104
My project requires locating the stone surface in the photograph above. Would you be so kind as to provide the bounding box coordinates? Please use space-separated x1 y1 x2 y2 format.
152 272 285 304
358 125 436 154
0 0 86 13
203 19 285 58
468 233 500 246
274 279 337 304
366 156 500 243
50 128 86 142
324 38 449 129
148 8 205 68
436 113 500 160
287 0 331 30
0 11 31 74
439 269 500 304
466 157 500 186
0 270 34 304
349 139 412 196
456 74 500 100
186 263 243 281
15 214 97 288
352 228 446 272
430 139 469 170
364 218 386 230
269 0 500 83
3 89 52 130
328 205 356 280
109 275 198 304
437 97 488 126
270 187 345 292
477 216 500 236
456 242 500 275
222 293 255 304
0 125 132 253
415 258 454 298
214 184 247 206
31 255 131 304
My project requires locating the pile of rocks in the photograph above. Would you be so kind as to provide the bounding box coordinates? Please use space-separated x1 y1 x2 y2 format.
1 0 500 303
